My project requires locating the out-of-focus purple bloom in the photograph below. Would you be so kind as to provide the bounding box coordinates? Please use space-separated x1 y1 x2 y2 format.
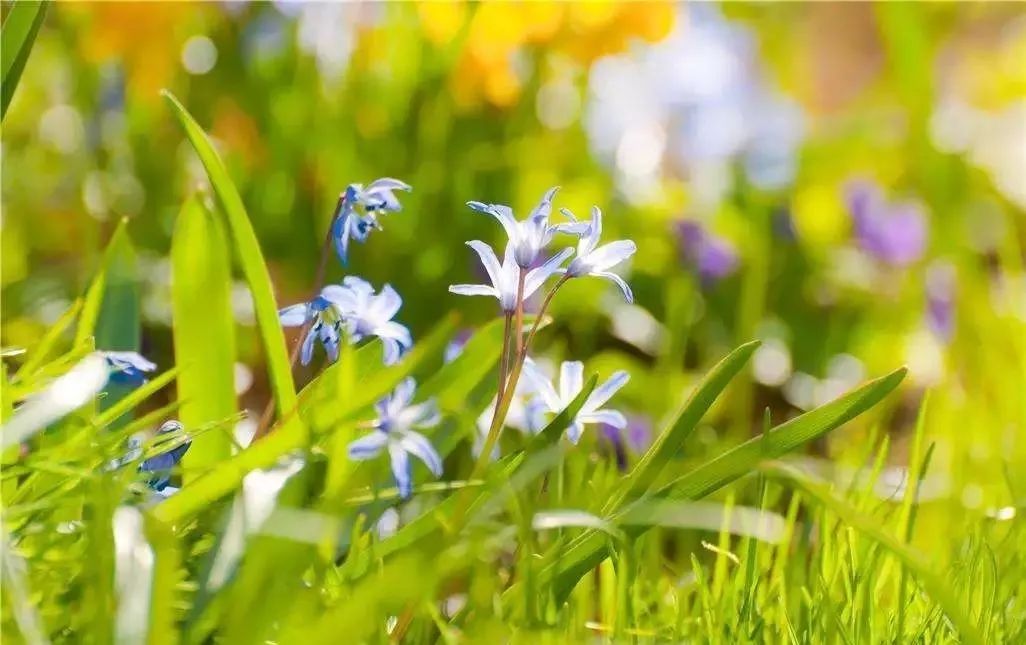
102 351 157 385
332 178 411 265
925 261 956 342
444 329 474 363
674 220 739 283
600 414 652 471
846 180 927 267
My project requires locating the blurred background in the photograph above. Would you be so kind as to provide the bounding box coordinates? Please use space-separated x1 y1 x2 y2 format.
2 2 1024 519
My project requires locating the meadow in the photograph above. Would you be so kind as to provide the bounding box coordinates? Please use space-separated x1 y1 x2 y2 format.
2 2 1024 643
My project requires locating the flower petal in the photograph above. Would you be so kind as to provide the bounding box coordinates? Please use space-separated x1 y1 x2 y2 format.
468 201 518 243
522 358 562 413
396 400 440 430
364 177 411 194
300 326 317 366
388 443 412 498
528 186 559 223
448 284 498 298
559 361 584 403
586 240 637 272
585 370 630 410
524 247 573 298
347 431 388 460
595 271 634 304
381 338 402 366
278 304 311 327
399 430 443 477
370 284 403 322
332 211 352 264
580 409 628 429
376 321 412 348
320 285 356 312
565 421 585 444
465 240 503 288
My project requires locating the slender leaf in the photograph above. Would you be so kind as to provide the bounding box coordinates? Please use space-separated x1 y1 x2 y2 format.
161 90 298 433
0 0 48 120
172 195 237 471
14 299 82 382
93 368 179 430
75 219 129 347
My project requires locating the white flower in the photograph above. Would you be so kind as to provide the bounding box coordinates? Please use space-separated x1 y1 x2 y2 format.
330 277 412 365
449 241 573 312
559 206 637 303
467 186 587 268
521 358 630 444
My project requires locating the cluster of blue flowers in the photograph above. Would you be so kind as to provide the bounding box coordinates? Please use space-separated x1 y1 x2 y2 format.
109 181 636 503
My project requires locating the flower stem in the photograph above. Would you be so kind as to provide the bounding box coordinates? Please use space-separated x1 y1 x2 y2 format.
253 193 345 441
496 312 513 403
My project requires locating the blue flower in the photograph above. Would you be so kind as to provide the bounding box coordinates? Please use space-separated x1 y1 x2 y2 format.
521 358 630 444
467 186 588 268
449 240 573 312
330 276 412 365
558 206 637 303
332 178 411 264
278 285 351 365
102 351 157 385
346 378 443 499
138 420 191 491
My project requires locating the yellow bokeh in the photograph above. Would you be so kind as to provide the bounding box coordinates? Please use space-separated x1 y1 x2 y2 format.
791 182 850 249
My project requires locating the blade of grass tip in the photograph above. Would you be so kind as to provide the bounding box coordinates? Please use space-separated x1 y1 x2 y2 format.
172 195 237 472
764 461 983 645
541 367 907 604
161 90 299 435
0 0 49 120
897 393 935 641
606 341 760 513
14 299 82 381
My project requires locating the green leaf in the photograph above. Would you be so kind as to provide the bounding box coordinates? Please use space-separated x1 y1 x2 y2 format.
606 341 759 512
14 299 81 382
542 367 907 604
765 461 983 645
75 219 129 348
1 0 48 120
92 368 179 430
93 221 141 422
161 90 299 435
171 195 237 471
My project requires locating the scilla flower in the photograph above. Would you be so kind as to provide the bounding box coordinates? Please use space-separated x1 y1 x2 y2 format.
522 358 630 444
333 178 412 264
278 285 350 366
139 420 191 492
468 186 587 268
449 241 573 312
331 276 412 365
559 206 637 303
102 351 157 385
346 378 443 499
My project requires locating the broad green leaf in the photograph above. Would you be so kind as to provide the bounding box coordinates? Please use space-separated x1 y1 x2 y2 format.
172 195 237 471
161 90 298 435
606 341 759 512
540 367 907 604
765 461 983 645
0 0 48 120
75 219 129 347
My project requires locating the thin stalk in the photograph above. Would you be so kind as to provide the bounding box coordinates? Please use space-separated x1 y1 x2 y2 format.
496 313 513 402
253 194 345 440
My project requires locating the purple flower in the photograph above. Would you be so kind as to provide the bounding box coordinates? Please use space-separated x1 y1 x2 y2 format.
674 220 738 283
600 414 652 471
845 180 927 267
925 261 956 342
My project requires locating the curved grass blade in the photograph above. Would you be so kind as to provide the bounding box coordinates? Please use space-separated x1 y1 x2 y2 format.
93 368 179 430
540 366 907 604
14 299 82 382
75 218 129 348
765 461 983 645
161 90 298 434
1 0 48 120
606 341 759 512
172 195 237 471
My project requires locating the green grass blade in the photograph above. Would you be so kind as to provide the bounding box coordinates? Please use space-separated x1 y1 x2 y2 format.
0 0 48 120
93 368 179 430
765 461 982 645
13 299 82 382
172 195 237 471
543 367 907 603
606 341 760 512
161 90 298 433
